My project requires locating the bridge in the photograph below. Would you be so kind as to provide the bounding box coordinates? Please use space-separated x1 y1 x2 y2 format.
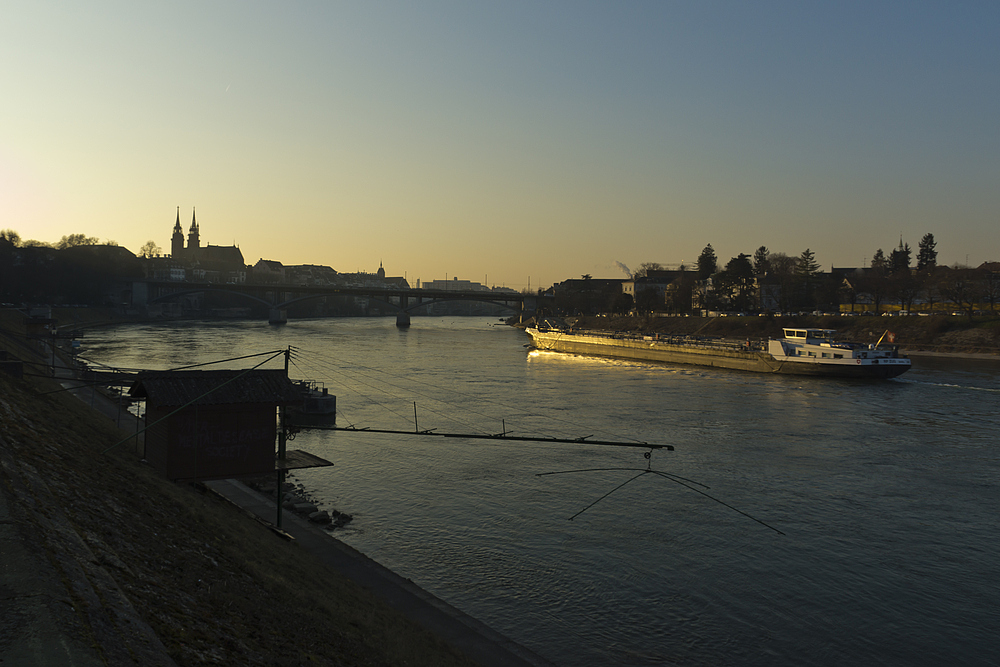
131 280 542 326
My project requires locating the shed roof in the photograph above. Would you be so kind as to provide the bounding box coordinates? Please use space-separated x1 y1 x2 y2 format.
129 369 301 406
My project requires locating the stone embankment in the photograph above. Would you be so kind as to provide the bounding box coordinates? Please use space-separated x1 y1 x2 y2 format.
246 476 354 528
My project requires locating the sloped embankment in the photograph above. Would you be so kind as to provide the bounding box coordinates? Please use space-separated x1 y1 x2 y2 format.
0 365 478 666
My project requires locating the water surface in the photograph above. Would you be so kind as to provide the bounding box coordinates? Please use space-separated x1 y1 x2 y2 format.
83 317 1000 666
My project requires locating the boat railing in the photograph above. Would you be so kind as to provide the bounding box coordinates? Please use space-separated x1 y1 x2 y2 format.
293 379 327 393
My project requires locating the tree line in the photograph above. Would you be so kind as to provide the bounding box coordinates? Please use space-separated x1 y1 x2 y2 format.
616 233 998 317
0 230 142 305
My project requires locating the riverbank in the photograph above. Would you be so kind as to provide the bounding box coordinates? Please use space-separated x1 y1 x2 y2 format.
0 317 545 666
13 306 1000 357
525 313 1000 357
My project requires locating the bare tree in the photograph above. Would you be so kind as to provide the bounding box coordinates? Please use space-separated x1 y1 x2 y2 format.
981 269 1000 313
939 267 980 319
768 252 798 311
139 240 162 258
55 234 100 249
890 271 921 312
857 252 891 314
633 262 664 279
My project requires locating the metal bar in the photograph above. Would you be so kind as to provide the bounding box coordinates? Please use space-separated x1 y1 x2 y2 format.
310 425 672 450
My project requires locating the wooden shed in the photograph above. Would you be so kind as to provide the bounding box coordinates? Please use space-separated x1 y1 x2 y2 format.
129 369 301 481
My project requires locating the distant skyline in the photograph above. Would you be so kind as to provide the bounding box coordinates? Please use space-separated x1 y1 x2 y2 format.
3 2 998 289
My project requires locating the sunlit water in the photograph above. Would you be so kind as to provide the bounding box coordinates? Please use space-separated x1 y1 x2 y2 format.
82 317 1000 666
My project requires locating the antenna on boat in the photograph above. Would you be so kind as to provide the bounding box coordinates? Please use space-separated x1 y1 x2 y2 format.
537 449 784 534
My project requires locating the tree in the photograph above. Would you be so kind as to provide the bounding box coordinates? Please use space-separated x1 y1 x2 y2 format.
55 234 100 249
890 242 911 275
920 271 941 314
794 248 821 309
981 269 1000 313
715 254 756 311
696 244 717 280
633 262 663 279
796 248 820 277
871 249 889 272
768 252 798 311
839 269 862 313
890 270 921 313
139 240 162 258
939 267 979 319
634 287 661 314
609 291 633 315
665 272 694 313
0 229 21 246
917 233 937 272
581 274 592 280
752 246 770 276
859 250 891 313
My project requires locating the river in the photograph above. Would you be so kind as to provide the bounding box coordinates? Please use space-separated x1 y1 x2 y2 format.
81 316 1000 666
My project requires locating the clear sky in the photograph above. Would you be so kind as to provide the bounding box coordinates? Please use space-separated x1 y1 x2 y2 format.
2 1 998 289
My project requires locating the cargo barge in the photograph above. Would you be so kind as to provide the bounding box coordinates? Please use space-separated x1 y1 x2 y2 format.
525 326 911 379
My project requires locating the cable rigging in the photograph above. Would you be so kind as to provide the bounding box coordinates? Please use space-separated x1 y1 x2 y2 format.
537 450 784 534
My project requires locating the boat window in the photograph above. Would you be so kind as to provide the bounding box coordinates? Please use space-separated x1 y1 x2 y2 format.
822 352 831 358
834 354 843 359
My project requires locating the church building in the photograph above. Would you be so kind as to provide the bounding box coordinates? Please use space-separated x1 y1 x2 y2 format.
168 207 246 282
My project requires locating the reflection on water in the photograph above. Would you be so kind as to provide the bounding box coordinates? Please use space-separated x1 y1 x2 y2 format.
83 317 1000 667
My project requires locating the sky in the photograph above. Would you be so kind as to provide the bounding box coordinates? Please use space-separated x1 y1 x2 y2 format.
2 1 998 290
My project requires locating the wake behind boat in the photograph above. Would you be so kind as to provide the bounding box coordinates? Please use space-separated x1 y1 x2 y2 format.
525 324 911 379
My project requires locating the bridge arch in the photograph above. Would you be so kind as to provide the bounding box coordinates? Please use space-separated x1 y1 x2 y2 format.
147 287 273 308
274 292 521 314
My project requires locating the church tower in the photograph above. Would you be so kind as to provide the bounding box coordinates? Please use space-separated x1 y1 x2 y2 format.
377 261 386 279
187 207 200 254
171 207 185 258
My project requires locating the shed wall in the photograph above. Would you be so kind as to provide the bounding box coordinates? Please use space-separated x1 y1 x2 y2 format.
145 403 276 480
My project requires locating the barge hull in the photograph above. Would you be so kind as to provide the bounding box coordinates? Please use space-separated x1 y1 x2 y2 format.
526 329 909 379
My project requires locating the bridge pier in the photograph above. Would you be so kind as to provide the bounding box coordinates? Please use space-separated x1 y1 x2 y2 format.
520 296 537 323
269 308 287 325
396 311 411 328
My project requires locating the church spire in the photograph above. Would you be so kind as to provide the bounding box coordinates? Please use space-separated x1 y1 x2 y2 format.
187 207 200 251
171 206 184 258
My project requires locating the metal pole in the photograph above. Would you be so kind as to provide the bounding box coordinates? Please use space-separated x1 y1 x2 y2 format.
135 403 142 457
277 346 290 527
